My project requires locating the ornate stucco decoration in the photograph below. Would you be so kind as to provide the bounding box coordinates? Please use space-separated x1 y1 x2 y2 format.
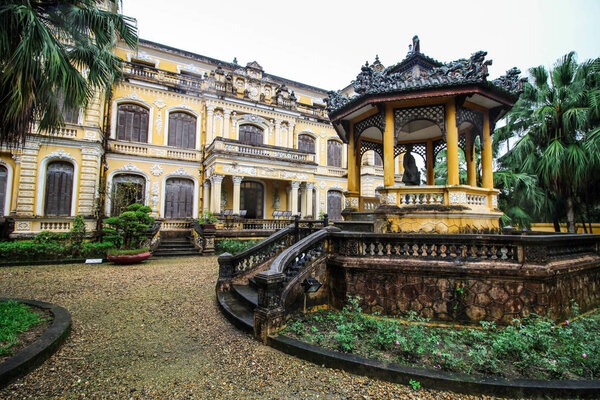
150 164 163 176
223 165 257 176
116 163 144 174
121 92 143 102
172 167 192 177
47 149 75 161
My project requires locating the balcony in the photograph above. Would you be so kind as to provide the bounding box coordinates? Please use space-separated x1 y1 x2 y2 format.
208 137 316 164
108 140 201 161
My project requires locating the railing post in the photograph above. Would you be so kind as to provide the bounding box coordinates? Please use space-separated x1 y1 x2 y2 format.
202 226 216 255
217 252 234 292
253 270 285 343
294 214 300 242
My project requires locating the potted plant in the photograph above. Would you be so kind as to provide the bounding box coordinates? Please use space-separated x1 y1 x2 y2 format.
103 203 154 264
198 211 219 230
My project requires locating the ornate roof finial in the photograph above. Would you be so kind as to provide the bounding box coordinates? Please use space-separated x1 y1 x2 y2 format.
233 57 238 65
372 55 384 72
412 35 420 53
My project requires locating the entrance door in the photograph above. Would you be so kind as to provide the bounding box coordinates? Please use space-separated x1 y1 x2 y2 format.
327 191 343 221
0 166 6 216
165 178 194 218
240 181 263 219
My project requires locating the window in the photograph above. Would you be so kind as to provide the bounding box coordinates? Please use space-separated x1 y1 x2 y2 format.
240 181 263 219
327 191 343 221
111 174 145 216
164 178 194 218
298 134 315 153
327 140 342 167
374 152 383 166
239 124 263 145
57 94 79 124
116 103 149 143
0 166 6 216
168 112 196 149
44 161 73 216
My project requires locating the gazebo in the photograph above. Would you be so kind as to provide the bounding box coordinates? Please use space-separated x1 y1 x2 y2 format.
326 36 525 233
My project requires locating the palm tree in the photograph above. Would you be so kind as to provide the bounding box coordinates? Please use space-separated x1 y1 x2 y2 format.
0 0 137 145
495 53 600 233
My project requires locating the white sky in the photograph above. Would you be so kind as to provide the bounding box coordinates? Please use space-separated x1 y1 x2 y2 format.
122 0 600 91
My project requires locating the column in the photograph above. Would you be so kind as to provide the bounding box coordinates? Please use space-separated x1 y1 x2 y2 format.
206 106 215 145
445 100 460 186
383 104 395 187
232 176 243 215
203 181 210 212
305 183 314 218
274 120 282 147
300 184 307 217
426 140 435 185
482 112 494 189
210 174 224 214
286 187 292 211
466 131 477 187
290 181 300 215
347 125 358 193
223 110 231 139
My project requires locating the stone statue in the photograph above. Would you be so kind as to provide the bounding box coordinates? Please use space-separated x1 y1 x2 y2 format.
412 35 420 53
402 146 421 186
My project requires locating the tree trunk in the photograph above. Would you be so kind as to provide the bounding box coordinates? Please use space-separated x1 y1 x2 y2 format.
566 196 576 233
553 218 561 232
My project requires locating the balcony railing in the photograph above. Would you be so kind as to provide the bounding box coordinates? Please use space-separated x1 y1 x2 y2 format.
208 137 316 164
108 140 201 161
378 185 497 210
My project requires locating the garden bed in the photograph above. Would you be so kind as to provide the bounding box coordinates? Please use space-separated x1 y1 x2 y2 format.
281 298 599 381
0 301 51 362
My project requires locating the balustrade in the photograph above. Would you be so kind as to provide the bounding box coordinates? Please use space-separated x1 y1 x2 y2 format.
466 194 487 206
212 137 315 163
40 221 71 231
399 192 444 205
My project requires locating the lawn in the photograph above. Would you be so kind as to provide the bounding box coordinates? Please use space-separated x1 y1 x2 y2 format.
0 300 47 356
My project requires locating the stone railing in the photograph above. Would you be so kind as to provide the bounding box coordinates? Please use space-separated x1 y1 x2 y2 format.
11 218 97 237
360 196 379 211
208 137 315 164
109 140 201 161
161 220 191 230
221 218 292 231
378 185 498 210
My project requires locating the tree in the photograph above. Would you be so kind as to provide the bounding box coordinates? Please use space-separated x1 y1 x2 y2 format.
0 0 137 145
495 53 600 233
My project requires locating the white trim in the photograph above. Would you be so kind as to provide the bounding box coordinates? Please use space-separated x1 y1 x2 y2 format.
111 97 154 144
161 168 199 219
106 165 150 216
36 153 79 217
126 52 160 68
0 160 13 216
163 106 201 150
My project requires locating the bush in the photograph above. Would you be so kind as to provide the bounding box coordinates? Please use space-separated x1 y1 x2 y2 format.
216 239 260 255
81 242 116 258
0 241 71 262
103 203 154 250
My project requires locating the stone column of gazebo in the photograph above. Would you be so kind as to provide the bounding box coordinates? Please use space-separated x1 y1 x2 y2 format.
326 36 525 233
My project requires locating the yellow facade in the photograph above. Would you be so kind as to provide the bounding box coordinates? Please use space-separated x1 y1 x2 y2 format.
0 39 387 236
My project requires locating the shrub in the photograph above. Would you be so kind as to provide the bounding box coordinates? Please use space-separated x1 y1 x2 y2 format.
81 242 116 258
216 239 260 255
0 241 71 262
103 203 154 250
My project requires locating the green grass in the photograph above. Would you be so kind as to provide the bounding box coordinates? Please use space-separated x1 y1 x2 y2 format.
0 300 47 356
281 298 600 380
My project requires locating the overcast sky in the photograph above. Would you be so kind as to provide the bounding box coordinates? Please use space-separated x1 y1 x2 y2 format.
122 0 600 91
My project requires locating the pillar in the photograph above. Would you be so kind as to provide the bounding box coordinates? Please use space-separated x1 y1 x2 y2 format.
426 140 435 185
206 106 215 145
466 131 477 187
290 181 300 215
274 120 282 147
210 174 224 214
347 125 358 193
305 183 314 218
383 104 395 187
482 112 494 189
445 100 460 186
203 181 210 212
232 176 243 215
301 184 308 217
223 110 231 139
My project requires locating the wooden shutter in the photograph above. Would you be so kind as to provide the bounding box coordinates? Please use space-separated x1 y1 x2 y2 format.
298 134 315 153
327 140 342 167
0 166 6 216
327 191 342 221
116 104 149 143
45 162 73 216
165 178 194 218
239 125 263 145
168 112 196 149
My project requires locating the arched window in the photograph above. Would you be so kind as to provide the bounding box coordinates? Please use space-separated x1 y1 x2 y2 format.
239 124 263 145
164 178 194 218
327 140 342 167
111 174 145 216
374 152 383 166
327 191 343 221
57 93 79 124
298 134 315 153
0 165 7 216
168 112 196 149
116 103 149 143
45 161 74 216
240 181 263 219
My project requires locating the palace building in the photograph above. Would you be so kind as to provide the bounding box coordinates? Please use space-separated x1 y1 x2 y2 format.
0 36 393 238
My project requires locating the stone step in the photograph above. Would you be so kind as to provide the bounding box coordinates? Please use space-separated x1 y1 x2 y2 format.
152 250 199 257
232 284 258 309
217 291 254 332
158 243 195 249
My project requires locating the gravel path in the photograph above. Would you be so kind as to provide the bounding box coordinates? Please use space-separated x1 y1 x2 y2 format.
0 257 507 399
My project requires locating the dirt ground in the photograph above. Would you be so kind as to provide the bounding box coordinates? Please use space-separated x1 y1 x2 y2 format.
0 256 505 399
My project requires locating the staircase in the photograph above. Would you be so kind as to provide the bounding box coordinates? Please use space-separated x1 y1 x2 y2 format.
218 283 257 332
152 234 199 257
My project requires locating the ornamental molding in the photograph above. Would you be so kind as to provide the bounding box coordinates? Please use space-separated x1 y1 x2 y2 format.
151 182 160 195
210 174 224 184
150 164 164 176
329 184 344 191
223 165 257 176
380 192 397 206
449 191 467 204
170 167 193 177
491 194 498 208
154 99 166 109
281 171 309 180
174 103 194 112
121 92 143 102
46 149 75 162
16 221 31 231
291 181 302 189
319 181 327 189
232 176 244 184
116 163 144 174
345 197 359 208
